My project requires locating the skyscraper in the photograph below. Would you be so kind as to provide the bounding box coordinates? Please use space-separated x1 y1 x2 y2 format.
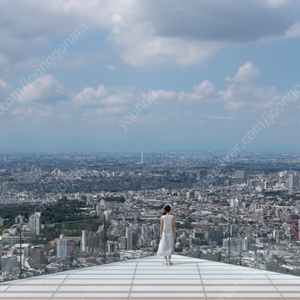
230 224 239 238
57 234 71 259
29 212 41 235
233 170 246 184
81 230 101 253
289 173 299 189
126 227 138 250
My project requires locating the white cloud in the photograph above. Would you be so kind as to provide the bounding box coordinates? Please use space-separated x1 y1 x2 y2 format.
73 85 108 107
95 106 126 115
6 62 293 131
18 74 67 103
1 0 299 68
11 107 31 116
224 102 245 111
11 105 53 120
36 105 52 118
107 65 116 72
225 62 260 83
219 62 281 110
107 0 300 66
73 85 133 108
193 80 216 97
152 90 177 100
139 62 284 112
111 22 224 66
0 78 10 89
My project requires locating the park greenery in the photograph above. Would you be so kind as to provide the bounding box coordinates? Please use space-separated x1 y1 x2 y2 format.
0 197 105 241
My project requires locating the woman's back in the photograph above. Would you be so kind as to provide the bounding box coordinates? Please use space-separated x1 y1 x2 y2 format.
162 215 173 233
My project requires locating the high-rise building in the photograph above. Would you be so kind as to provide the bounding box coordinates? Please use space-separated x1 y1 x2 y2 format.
3 155 7 163
81 231 101 253
193 231 205 239
126 227 138 250
208 230 224 245
222 237 248 251
30 246 45 265
57 235 71 259
233 170 246 184
29 212 41 235
15 215 24 224
119 237 127 250
141 225 159 245
107 241 115 253
289 173 299 189
230 224 239 238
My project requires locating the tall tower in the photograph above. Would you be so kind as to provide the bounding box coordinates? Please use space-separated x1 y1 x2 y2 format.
29 212 41 235
57 234 71 258
141 152 144 164
289 173 299 189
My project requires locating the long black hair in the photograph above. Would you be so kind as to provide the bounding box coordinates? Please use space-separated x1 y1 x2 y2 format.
163 205 171 215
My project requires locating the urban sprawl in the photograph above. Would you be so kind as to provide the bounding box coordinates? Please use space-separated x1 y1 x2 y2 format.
0 152 299 281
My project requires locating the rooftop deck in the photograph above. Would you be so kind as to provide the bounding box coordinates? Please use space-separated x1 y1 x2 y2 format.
0 255 300 299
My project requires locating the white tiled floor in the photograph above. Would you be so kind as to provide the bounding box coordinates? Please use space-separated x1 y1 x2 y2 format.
0 255 300 299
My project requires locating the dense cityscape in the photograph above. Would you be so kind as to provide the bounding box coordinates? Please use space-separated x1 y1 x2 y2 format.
0 152 300 281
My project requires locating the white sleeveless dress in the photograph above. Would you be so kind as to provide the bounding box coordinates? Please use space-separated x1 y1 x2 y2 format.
157 215 175 256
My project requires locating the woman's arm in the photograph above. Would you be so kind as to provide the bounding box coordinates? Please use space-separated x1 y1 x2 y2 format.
160 217 163 239
173 216 176 239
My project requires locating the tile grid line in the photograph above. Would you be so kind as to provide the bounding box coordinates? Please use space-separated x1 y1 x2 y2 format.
3 285 10 292
197 263 207 300
266 274 285 300
128 262 138 300
51 274 69 300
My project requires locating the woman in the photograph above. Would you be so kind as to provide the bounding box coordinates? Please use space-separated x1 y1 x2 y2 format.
157 205 176 265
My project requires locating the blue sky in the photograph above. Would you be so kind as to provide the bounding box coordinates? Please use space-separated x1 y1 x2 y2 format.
1 0 300 153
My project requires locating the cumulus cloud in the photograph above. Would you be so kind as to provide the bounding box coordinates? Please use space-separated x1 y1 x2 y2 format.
140 62 283 112
5 62 295 133
73 85 108 107
11 105 52 119
0 78 10 89
17 74 68 103
1 0 300 68
219 62 281 110
73 85 133 107
107 0 300 66
225 62 261 83
110 22 224 66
